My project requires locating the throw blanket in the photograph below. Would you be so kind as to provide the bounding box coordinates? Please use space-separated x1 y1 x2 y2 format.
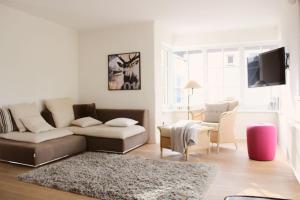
170 120 202 153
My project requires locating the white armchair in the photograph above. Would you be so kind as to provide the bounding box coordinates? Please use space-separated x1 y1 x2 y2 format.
191 101 238 153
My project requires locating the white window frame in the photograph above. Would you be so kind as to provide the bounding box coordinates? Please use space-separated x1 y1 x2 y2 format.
162 41 280 112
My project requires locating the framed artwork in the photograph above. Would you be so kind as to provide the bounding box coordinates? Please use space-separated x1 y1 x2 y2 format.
108 52 141 90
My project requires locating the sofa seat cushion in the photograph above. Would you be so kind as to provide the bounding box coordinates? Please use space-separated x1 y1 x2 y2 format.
67 124 145 139
0 129 73 143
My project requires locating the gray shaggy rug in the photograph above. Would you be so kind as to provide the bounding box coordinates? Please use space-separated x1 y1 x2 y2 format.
18 152 217 200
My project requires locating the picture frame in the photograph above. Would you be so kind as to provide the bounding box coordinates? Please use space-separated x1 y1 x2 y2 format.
108 52 141 90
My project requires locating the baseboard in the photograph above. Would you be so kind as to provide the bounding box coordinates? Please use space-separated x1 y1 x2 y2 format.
278 144 300 184
291 165 300 184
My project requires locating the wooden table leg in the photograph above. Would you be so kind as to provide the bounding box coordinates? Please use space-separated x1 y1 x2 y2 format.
185 148 188 161
207 130 211 154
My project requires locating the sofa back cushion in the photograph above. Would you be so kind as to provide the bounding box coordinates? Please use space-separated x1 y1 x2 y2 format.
0 108 14 133
204 103 229 123
73 103 97 119
41 108 56 127
45 98 75 128
9 103 40 132
21 115 55 133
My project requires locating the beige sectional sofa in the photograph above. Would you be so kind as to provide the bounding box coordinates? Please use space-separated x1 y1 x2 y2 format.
42 108 149 153
0 99 149 167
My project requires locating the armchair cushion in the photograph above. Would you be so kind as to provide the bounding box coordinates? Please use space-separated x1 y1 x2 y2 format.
204 103 229 123
201 122 219 130
225 100 239 111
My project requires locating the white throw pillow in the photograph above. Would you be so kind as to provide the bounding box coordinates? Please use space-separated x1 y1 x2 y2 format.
204 103 229 123
105 118 138 127
21 115 55 133
71 117 102 128
9 103 41 132
45 98 75 128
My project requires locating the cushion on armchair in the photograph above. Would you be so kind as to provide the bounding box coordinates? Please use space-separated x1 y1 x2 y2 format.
224 100 239 111
203 103 229 123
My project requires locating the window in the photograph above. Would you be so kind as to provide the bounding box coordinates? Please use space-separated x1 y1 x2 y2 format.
171 50 204 109
162 44 279 111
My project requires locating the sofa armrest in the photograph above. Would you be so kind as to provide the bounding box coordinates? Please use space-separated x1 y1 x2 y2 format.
95 109 149 129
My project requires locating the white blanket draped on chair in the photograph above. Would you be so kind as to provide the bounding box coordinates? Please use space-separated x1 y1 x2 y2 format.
170 120 202 153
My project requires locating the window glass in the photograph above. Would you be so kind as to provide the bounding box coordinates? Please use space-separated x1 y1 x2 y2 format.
174 54 188 106
188 51 204 106
207 49 223 68
161 49 168 105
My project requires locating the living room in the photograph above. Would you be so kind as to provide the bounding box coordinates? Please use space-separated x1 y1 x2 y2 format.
0 0 299 200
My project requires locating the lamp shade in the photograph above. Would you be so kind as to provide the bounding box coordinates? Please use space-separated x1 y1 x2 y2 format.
184 80 201 89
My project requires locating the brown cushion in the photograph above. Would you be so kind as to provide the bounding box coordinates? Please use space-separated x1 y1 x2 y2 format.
9 109 19 131
73 103 97 119
41 109 56 127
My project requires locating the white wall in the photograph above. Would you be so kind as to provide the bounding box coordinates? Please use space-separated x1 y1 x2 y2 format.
235 111 278 139
0 4 79 108
278 0 300 182
79 22 156 143
173 26 279 47
154 21 174 141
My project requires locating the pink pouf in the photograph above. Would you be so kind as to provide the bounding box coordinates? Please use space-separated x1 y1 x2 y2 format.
247 124 277 161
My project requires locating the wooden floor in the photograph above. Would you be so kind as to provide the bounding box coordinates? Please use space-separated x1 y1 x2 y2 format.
0 142 299 200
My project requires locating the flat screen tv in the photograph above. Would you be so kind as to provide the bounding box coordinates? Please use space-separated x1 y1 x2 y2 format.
247 47 286 88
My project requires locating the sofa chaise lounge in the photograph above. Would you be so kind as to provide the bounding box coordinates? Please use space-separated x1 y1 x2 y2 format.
0 108 149 167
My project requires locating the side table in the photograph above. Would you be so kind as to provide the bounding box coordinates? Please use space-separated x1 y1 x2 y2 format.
158 124 214 161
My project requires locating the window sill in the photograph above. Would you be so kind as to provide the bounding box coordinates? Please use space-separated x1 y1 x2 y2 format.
238 109 279 113
162 109 189 113
162 109 278 114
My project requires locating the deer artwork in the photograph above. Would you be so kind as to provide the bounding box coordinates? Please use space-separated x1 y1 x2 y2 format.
108 52 141 90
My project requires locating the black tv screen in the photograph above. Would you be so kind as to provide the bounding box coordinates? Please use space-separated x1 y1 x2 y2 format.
247 47 286 88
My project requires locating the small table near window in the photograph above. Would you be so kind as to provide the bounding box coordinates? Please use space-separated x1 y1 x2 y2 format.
158 124 214 161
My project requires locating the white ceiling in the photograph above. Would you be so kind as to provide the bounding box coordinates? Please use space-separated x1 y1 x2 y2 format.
0 0 283 33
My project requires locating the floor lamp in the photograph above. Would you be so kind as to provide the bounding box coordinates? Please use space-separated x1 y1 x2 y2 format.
184 80 201 120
